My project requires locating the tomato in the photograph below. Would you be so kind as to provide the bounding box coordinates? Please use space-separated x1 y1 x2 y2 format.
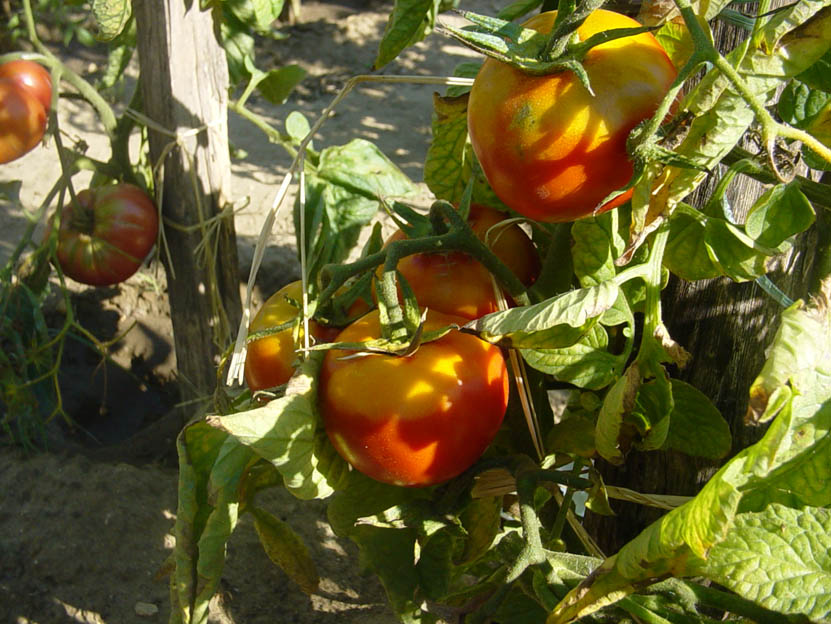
0 60 52 112
467 9 677 223
319 309 509 487
56 184 159 286
0 79 47 164
245 281 371 392
245 280 327 392
378 204 539 320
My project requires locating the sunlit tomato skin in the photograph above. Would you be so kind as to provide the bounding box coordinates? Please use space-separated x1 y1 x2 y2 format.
0 60 52 112
467 9 677 223
56 184 159 286
0 79 47 164
378 204 539 320
320 309 509 487
245 280 328 392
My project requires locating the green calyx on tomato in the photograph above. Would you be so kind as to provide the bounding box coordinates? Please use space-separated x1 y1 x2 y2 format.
467 10 677 223
375 203 540 320
319 308 509 487
56 183 159 286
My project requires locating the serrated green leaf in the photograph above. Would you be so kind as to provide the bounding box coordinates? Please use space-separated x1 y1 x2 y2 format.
256 64 305 105
252 507 320 594
250 0 284 32
374 0 435 69
458 496 502 564
663 380 731 459
416 529 457 600
630 368 674 452
595 365 641 465
692 504 831 621
92 0 131 41
424 93 469 203
655 20 695 71
209 355 337 500
522 324 623 390
467 281 620 348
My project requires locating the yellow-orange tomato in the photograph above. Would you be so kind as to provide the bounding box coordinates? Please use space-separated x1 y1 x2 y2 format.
377 204 539 320
244 281 326 392
468 9 677 223
319 309 509 487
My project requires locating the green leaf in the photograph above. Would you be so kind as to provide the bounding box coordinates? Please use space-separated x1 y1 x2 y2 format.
285 110 311 145
663 212 721 281
692 504 831 621
744 183 815 252
92 0 131 41
663 380 731 459
777 79 831 129
209 355 339 500
595 365 641 465
318 138 418 201
251 507 320 594
250 0 284 32
704 219 769 282
416 529 457 600
571 211 626 288
351 525 424 620
424 93 469 203
374 0 436 70
547 410 597 458
630 367 674 452
458 496 502 564
256 64 306 105
796 48 831 91
522 324 623 390
496 0 543 21
466 281 620 349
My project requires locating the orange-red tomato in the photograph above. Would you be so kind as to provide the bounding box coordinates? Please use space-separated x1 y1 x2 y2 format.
378 204 539 320
56 184 159 286
319 309 509 487
0 60 52 112
467 10 677 223
0 79 47 164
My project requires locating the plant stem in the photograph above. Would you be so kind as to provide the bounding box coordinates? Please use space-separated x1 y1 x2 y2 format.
636 220 671 363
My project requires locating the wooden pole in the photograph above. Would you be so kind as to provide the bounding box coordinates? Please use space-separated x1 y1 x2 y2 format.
134 0 241 411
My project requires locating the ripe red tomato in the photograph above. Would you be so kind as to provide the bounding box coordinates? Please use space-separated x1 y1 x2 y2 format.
0 79 47 164
467 9 677 223
245 280 328 392
0 60 52 112
319 309 509 487
378 204 539 320
56 184 159 286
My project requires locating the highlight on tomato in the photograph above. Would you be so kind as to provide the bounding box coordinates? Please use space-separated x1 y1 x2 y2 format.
55 183 159 286
467 9 678 223
319 308 510 487
0 59 52 112
377 203 540 320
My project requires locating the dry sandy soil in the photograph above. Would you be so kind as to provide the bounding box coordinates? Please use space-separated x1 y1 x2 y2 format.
0 1 501 622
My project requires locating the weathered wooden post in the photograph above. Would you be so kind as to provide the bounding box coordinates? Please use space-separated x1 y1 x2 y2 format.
133 0 241 411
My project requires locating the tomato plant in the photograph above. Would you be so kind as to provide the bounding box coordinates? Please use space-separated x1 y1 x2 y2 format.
319 308 509 487
0 60 52 112
0 78 47 164
55 184 159 286
467 9 677 223
378 203 539 320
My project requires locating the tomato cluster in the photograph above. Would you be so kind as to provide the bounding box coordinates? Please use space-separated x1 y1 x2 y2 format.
0 60 52 164
56 183 159 286
468 10 677 222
